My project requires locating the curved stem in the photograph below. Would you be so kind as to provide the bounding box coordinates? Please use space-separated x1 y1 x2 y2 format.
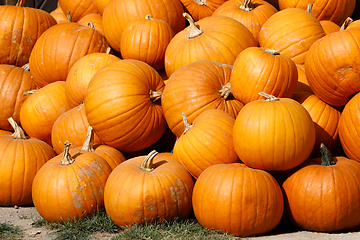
106 47 111 54
8 117 26 139
139 150 158 172
23 89 37 95
340 17 353 30
22 63 30 71
320 143 336 166
265 48 280 55
181 112 194 134
193 0 207 6
80 126 95 152
87 22 95 29
239 0 255 11
219 82 232 100
183 13 203 39
66 11 72 22
258 92 280 102
149 90 162 102
307 4 313 14
16 0 25 7
61 141 75 165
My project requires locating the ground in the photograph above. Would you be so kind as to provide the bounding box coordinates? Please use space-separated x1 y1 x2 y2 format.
1 206 360 240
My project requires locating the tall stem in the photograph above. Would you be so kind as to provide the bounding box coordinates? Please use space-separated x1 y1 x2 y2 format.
139 150 158 172
183 13 203 39
181 112 194 134
320 143 336 166
61 141 75 165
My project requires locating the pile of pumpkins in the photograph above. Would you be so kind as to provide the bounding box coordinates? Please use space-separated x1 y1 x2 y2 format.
2 0 360 237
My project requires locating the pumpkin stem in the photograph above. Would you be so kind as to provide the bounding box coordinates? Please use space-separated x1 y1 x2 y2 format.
320 143 336 166
340 17 353 30
61 141 75 165
22 63 30 71
88 22 95 29
149 89 162 102
258 92 280 102
139 150 158 172
193 0 207 6
66 11 72 22
265 48 280 55
183 13 203 39
145 14 153 20
239 0 255 11
181 112 194 134
80 126 95 153
307 4 313 14
23 89 37 95
8 117 27 139
16 0 25 7
219 82 232 100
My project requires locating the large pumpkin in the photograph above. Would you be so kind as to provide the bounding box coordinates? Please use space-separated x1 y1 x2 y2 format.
0 0 57 67
233 92 316 171
192 163 284 236
161 60 244 137
59 0 100 22
164 14 257 77
84 59 167 152
0 118 56 206
104 150 194 227
282 144 360 232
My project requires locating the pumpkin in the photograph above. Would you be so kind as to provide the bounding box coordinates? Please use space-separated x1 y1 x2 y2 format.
230 47 298 105
212 0 278 43
0 0 57 67
233 92 316 171
65 49 119 110
84 59 167 152
77 13 105 35
173 109 239 178
282 143 360 232
258 6 325 64
32 141 112 222
304 25 360 106
278 0 356 26
50 5 68 24
120 14 175 70
180 0 227 21
19 81 67 146
164 14 257 77
0 118 56 206
192 163 284 236
339 91 360 162
28 19 109 88
292 91 342 157
320 20 340 34
58 0 100 22
0 64 36 131
161 60 244 137
104 150 194 227
92 0 111 15
102 0 185 52
51 104 102 154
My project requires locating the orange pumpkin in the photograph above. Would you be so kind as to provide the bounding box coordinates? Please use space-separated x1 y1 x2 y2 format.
92 0 111 15
20 81 67 146
180 0 227 21
0 118 56 206
233 92 316 171
165 14 257 77
77 13 104 35
320 20 340 34
50 5 68 24
0 0 57 67
84 59 167 152
230 47 298 104
173 109 239 178
32 141 112 222
161 60 244 137
104 150 194 227
193 163 284 236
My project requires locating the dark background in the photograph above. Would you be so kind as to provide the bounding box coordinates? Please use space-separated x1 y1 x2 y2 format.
0 0 58 12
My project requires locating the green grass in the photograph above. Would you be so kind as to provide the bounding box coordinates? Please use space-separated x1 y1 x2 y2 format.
0 222 23 240
32 211 239 240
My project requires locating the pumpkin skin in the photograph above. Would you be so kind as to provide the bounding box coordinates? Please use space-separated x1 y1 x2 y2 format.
32 141 112 222
92 0 111 15
192 163 284 236
278 0 356 26
84 59 167 152
0 2 57 67
165 14 257 77
51 104 102 154
282 144 360 232
102 0 185 52
292 91 342 157
173 109 240 179
0 64 36 131
258 7 325 64
233 93 316 171
304 26 360 106
0 118 56 206
104 150 194 227
230 47 298 105
65 51 120 110
28 22 109 88
50 6 68 24
161 60 244 137
320 20 340 34
59 0 100 22
212 0 278 43
339 92 360 162
180 0 228 21
120 15 175 70
19 81 67 146
295 64 313 93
